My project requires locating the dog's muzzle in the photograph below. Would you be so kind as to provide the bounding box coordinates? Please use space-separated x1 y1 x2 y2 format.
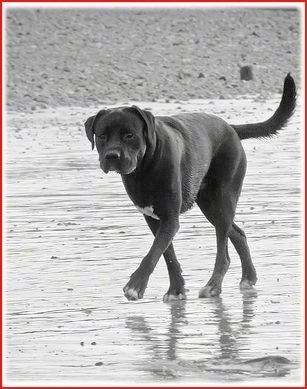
100 150 121 173
100 149 135 175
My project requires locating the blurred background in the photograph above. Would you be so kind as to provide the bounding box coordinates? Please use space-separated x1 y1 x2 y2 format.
5 5 301 112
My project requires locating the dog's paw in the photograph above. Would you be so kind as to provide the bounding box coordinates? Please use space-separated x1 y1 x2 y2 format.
123 271 148 301
123 286 142 301
240 278 257 290
198 284 221 298
163 289 186 303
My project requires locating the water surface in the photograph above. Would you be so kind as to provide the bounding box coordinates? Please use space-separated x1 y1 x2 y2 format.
4 99 303 386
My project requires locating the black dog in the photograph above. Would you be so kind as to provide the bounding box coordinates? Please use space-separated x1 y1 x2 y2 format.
85 74 296 301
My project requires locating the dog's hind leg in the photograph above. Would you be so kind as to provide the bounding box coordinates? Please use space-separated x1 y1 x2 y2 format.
196 188 232 298
144 215 186 302
196 139 247 297
229 223 257 289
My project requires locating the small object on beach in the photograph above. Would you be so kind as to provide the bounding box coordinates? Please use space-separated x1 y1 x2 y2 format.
240 65 254 81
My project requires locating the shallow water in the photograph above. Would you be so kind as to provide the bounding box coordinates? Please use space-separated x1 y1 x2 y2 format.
4 99 303 386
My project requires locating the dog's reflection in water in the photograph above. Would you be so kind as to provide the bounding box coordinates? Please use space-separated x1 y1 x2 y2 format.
125 299 187 363
123 291 289 381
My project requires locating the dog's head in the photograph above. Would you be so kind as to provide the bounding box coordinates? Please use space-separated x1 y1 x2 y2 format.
85 106 156 175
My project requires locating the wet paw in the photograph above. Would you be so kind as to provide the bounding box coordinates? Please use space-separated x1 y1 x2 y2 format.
240 278 257 290
123 271 148 301
163 289 186 303
198 284 221 298
123 286 142 301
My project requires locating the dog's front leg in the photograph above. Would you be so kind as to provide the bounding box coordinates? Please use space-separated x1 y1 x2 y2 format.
123 217 179 301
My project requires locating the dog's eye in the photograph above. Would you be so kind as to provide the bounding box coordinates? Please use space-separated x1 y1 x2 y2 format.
97 133 107 142
123 132 135 141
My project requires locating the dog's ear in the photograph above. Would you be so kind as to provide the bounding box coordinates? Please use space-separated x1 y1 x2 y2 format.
84 110 107 150
84 115 96 150
130 105 156 146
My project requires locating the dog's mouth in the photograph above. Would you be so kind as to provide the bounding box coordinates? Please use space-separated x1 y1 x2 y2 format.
105 164 119 173
100 159 136 175
101 161 120 174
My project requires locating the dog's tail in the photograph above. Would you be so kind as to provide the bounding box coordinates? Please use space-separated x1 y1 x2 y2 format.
231 73 296 140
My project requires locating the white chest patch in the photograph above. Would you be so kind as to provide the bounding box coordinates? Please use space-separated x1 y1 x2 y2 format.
135 205 160 220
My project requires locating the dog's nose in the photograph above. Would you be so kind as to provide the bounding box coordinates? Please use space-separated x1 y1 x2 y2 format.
105 150 121 161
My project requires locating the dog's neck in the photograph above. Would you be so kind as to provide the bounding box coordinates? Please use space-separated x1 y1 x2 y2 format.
136 131 159 175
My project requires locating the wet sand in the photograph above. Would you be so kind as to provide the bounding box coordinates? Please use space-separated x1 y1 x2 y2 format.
4 99 303 385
